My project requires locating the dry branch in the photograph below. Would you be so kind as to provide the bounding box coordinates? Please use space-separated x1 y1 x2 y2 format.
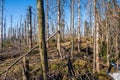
0 31 59 76
30 66 41 74
46 30 59 41
0 45 38 76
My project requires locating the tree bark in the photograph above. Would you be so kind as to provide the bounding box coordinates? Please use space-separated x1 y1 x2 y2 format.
93 28 96 74
77 0 81 53
70 0 74 59
3 17 6 41
57 0 62 59
24 20 27 45
37 0 48 80
106 18 110 66
28 6 32 49
93 0 100 73
96 19 100 73
0 0 4 49
22 57 30 80
115 26 119 70
46 0 49 48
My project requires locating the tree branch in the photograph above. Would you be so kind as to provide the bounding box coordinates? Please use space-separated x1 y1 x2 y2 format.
0 31 59 76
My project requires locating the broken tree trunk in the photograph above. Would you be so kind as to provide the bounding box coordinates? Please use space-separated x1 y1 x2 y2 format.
22 57 30 80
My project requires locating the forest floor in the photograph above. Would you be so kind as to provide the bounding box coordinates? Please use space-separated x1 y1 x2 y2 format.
0 38 114 80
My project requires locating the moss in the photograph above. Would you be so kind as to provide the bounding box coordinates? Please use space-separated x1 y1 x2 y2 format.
49 60 68 74
98 71 112 80
31 49 39 54
49 64 58 71
98 71 107 76
73 60 86 69
3 40 12 48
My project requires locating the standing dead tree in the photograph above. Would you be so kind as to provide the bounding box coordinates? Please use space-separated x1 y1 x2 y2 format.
77 0 81 53
37 0 48 80
28 6 33 49
46 0 49 48
24 20 27 45
70 0 74 59
0 0 4 49
22 57 30 80
3 17 6 41
93 0 100 73
10 15 13 41
57 0 62 59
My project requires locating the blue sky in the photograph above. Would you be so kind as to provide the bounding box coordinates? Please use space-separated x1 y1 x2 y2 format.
3 0 87 35
4 0 36 29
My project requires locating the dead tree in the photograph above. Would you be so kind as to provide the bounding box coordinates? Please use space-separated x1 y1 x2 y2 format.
10 15 13 41
115 25 119 70
60 1 65 40
24 20 27 45
106 17 110 66
57 0 62 59
22 57 30 80
33 15 37 42
28 6 32 49
70 0 74 59
3 17 6 41
37 0 48 80
93 0 100 73
0 0 4 49
67 56 75 76
77 0 81 53
46 0 49 48
93 0 96 74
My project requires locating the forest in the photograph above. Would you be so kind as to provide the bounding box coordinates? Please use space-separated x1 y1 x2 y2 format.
0 0 120 80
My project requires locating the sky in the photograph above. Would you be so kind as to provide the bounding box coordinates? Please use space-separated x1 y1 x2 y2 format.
3 0 87 35
4 0 36 29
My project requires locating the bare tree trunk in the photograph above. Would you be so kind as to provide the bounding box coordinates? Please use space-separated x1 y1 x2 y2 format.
89 3 93 46
57 0 62 59
28 6 32 49
3 17 6 41
33 15 37 42
22 57 30 80
93 28 96 74
0 18 2 49
77 0 80 53
106 18 109 66
115 27 119 70
24 20 27 45
26 13 29 45
61 19 65 40
96 19 99 73
10 15 13 41
19 16 22 48
93 0 100 73
16 22 19 39
70 0 74 59
46 0 49 48
0 0 4 49
18 27 22 48
37 0 48 80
